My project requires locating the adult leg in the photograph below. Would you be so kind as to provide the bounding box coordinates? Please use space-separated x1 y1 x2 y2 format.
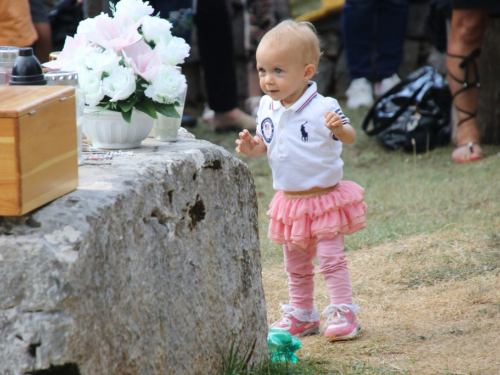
194 0 237 113
32 22 52 63
372 0 408 97
29 0 52 63
447 8 489 163
194 0 255 131
341 0 376 81
375 0 408 81
341 0 377 108
245 0 275 117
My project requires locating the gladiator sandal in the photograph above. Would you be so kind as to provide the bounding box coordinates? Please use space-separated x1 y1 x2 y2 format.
447 47 484 163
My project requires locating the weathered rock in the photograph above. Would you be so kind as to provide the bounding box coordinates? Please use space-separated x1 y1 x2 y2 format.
0 134 268 375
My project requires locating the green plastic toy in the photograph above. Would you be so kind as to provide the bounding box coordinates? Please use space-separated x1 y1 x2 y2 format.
267 329 302 363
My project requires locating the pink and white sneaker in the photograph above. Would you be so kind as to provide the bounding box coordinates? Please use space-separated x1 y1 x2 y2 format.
323 304 361 342
271 305 320 337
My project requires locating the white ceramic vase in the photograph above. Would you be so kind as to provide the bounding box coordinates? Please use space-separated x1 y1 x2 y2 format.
82 107 154 149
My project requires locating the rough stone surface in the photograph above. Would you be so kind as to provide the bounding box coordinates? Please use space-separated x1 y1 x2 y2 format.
0 134 268 375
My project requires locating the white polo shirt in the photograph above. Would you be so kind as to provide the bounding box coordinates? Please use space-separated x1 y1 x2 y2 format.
256 81 349 192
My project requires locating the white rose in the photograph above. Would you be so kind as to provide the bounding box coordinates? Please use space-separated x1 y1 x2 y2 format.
144 64 186 104
86 49 121 75
155 37 190 66
114 0 153 22
76 14 105 43
79 69 105 107
59 57 85 75
56 44 98 74
102 66 137 102
141 15 172 46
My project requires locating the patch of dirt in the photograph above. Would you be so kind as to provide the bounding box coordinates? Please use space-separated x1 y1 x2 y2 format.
262 231 500 374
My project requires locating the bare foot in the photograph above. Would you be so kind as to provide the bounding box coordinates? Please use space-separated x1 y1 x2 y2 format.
452 120 484 163
213 108 256 133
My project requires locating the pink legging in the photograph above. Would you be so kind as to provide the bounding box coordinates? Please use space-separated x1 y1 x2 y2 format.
284 235 353 310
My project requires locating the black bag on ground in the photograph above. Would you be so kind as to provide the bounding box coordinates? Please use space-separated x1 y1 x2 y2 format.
361 66 452 153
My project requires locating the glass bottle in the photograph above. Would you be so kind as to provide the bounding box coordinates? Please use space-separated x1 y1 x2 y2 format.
0 46 19 85
153 67 187 142
45 70 85 165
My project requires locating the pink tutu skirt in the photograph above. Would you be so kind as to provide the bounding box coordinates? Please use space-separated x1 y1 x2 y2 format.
267 181 367 250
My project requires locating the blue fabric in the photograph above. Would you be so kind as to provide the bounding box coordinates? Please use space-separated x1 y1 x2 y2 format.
451 0 499 10
149 0 192 17
29 0 50 23
341 0 409 81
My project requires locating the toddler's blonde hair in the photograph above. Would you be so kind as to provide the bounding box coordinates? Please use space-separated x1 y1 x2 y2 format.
260 19 322 68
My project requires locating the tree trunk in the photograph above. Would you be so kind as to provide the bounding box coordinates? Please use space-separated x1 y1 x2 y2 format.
478 17 500 144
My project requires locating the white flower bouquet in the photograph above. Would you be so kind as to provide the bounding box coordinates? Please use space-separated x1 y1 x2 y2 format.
44 0 190 123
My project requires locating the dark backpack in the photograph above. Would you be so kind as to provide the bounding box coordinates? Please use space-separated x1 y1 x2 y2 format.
362 66 452 153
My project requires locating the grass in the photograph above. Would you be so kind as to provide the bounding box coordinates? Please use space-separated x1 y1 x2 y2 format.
187 101 500 375
214 338 329 375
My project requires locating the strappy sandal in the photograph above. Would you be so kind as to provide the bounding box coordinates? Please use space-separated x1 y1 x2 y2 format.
447 48 484 163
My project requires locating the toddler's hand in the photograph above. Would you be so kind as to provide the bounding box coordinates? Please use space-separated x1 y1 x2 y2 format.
235 129 259 155
324 111 343 135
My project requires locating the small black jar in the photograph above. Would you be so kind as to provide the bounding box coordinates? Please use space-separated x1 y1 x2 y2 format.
9 47 47 86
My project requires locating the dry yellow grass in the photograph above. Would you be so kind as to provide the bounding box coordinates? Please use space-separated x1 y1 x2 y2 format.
263 230 500 374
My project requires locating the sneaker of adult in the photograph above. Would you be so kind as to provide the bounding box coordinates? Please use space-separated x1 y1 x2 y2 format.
202 105 215 123
346 78 374 109
271 313 320 337
323 304 361 342
374 73 401 98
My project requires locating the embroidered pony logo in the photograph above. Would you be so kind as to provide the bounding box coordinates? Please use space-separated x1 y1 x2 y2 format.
300 123 308 142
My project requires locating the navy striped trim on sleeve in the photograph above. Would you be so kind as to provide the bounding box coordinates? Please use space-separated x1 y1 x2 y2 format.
334 108 350 124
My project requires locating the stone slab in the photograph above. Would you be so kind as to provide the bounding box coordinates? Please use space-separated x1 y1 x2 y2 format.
0 133 268 375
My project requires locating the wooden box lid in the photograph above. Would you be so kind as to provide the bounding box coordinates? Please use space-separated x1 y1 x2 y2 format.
0 86 75 118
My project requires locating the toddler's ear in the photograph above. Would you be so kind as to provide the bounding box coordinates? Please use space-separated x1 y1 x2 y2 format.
303 64 316 80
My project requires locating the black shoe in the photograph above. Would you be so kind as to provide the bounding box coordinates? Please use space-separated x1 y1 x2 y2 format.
181 114 197 128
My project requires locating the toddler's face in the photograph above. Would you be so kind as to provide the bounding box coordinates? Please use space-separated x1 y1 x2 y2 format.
256 42 313 108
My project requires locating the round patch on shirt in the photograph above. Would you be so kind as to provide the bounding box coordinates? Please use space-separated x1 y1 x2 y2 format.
260 117 274 143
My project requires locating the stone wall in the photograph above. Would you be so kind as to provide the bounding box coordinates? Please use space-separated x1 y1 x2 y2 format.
0 135 268 374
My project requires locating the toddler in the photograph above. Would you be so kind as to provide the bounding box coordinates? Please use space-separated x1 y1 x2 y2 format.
236 19 367 342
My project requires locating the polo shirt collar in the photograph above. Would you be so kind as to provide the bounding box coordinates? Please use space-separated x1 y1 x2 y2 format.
270 81 318 112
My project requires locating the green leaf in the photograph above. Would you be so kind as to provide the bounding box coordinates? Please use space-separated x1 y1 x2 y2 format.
135 100 158 119
105 101 117 111
118 100 135 113
121 110 132 123
101 103 111 111
156 104 180 118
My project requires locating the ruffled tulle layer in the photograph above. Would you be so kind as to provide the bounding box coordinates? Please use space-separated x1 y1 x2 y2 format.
267 181 367 250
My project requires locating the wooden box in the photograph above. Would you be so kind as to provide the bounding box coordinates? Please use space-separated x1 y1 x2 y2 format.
0 86 78 216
